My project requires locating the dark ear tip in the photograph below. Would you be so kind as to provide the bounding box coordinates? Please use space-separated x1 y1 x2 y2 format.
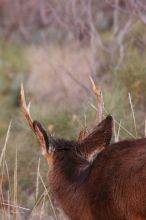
105 115 113 127
33 120 43 130
106 115 113 121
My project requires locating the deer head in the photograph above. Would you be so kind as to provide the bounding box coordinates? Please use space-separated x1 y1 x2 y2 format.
21 84 146 220
20 83 113 219
21 83 113 167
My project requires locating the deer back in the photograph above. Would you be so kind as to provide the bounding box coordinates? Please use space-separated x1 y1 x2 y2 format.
87 139 146 220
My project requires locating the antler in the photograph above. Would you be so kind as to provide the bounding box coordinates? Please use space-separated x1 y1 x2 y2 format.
89 76 103 124
78 77 104 141
20 83 35 132
20 83 48 156
78 128 87 141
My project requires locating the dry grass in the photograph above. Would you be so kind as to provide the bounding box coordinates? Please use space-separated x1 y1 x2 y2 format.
0 81 145 219
0 120 68 219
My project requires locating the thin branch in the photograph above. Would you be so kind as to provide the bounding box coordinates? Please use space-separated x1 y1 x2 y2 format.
90 104 136 138
115 120 122 142
57 65 90 94
128 93 137 137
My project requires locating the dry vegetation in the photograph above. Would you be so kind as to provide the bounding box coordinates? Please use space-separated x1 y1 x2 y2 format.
0 0 146 219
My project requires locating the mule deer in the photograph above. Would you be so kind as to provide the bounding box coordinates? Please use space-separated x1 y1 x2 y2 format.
21 84 146 220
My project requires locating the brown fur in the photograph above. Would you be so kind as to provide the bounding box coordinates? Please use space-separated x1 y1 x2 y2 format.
32 116 146 220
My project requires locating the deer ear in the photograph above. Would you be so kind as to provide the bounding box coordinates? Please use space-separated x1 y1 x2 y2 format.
33 120 49 156
33 121 56 166
79 115 113 158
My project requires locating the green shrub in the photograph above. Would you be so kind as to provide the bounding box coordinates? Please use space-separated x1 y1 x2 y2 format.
115 49 146 105
0 41 28 135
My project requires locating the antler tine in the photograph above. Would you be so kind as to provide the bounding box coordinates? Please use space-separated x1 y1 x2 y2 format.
89 76 103 124
78 128 87 141
20 83 35 132
21 83 49 157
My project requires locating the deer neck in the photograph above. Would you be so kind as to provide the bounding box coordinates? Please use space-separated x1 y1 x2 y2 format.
48 157 92 219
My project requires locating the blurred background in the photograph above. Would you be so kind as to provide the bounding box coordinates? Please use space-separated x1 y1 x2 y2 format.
0 0 146 219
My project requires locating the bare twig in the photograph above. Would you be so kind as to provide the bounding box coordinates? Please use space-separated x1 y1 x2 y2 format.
115 120 122 142
113 0 120 36
13 148 18 220
36 158 41 201
128 93 137 137
62 67 90 94
90 104 136 138
38 173 58 220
